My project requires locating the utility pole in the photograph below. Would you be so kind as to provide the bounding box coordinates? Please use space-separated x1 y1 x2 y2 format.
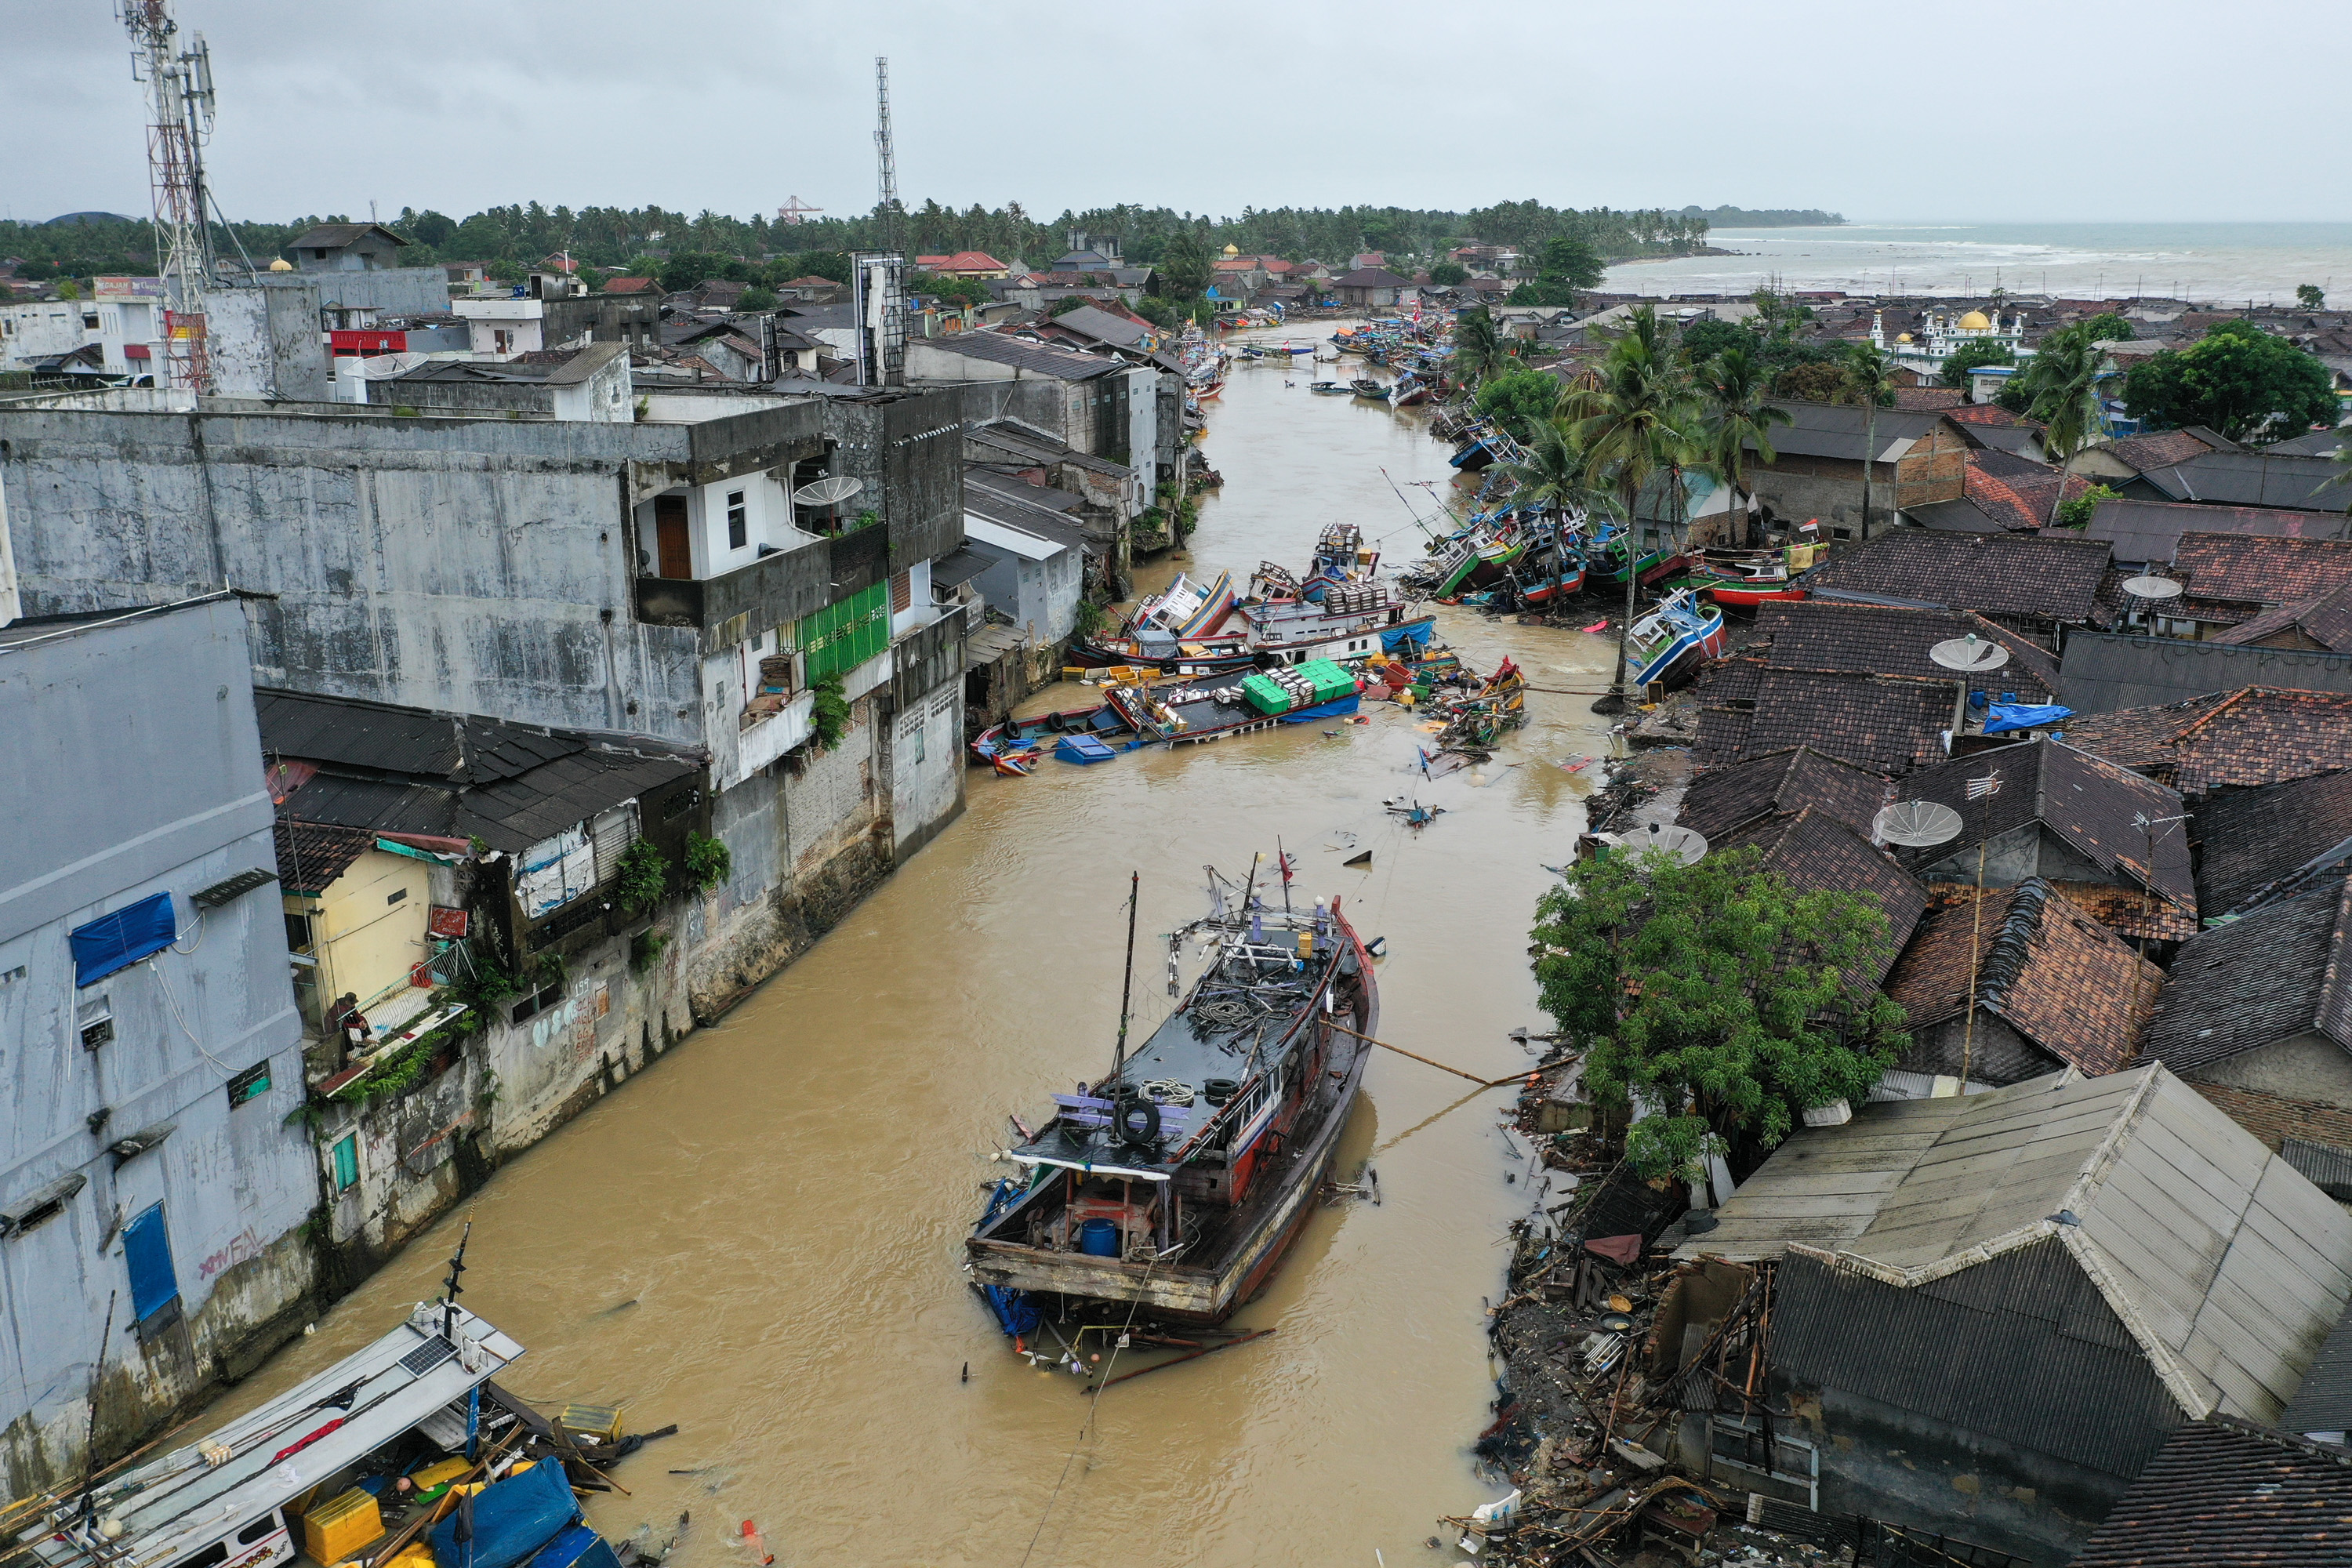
121 0 217 391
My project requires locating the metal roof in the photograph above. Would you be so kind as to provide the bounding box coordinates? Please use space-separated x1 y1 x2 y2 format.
2057 632 2352 713
913 329 1118 380
2084 496 2330 565
1679 1064 2352 1425
2140 451 2352 513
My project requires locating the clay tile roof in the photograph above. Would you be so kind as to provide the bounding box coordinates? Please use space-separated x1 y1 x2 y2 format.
2105 427 2230 473
1963 454 2096 532
2211 579 2352 652
1748 600 2060 699
1943 402 2019 427
1890 386 1966 409
2069 1418 2352 1568
2195 769 2352 916
1886 880 2160 1074
602 276 657 293
1802 531 2113 622
1896 740 2197 938
2176 532 2352 616
2143 872 2352 1070
2063 687 2352 795
1678 745 1891 843
1713 806 1926 984
1724 668 1955 774
1690 653 1765 706
274 819 376 893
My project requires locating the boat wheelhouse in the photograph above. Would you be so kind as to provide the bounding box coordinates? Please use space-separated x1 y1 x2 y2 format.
1625 586 1728 690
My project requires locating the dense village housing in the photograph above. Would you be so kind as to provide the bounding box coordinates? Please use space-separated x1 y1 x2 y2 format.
6 25 2352 1560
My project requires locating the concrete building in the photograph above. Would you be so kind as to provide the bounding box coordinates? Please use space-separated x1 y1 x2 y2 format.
285 223 412 273
0 597 316 1502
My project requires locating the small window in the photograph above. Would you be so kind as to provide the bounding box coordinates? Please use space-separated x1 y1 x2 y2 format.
227 1062 272 1109
510 979 564 1025
330 1134 359 1192
386 887 408 906
237 1513 281 1547
727 491 748 550
170 1539 227 1568
285 912 314 951
79 996 114 1051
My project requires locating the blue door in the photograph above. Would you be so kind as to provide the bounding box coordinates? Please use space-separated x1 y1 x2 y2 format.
122 1203 180 1325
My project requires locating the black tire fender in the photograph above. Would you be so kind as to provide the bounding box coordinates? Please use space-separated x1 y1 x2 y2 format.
1115 1095 1161 1149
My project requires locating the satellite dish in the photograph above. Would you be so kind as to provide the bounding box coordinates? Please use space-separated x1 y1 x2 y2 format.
2122 575 2183 601
1929 633 2010 673
1874 800 1965 848
791 475 866 508
1608 821 1708 866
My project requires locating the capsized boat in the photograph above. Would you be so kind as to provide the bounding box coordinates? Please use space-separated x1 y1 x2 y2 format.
1626 586 1727 690
16 1290 626 1568
967 872 1377 1323
1308 380 1352 395
1350 378 1391 401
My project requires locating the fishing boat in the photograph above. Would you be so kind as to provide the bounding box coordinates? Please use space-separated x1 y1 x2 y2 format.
971 702 1132 767
16 1258 626 1568
1104 658 1363 746
967 869 1377 1323
1589 528 1690 588
1682 548 1807 607
1625 587 1728 690
1516 534 1588 605
1392 376 1432 408
1308 379 1351 395
1350 379 1390 401
1436 531 1529 599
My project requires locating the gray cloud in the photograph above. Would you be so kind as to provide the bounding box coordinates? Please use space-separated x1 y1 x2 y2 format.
3 0 2345 226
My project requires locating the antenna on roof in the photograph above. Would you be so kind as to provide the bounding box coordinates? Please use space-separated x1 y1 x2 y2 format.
1930 633 2010 741
1607 821 1708 866
1873 800 1964 848
873 57 899 250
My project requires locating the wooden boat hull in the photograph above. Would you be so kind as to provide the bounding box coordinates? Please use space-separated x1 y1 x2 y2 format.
1065 639 1259 673
1698 583 1806 608
965 911 1377 1323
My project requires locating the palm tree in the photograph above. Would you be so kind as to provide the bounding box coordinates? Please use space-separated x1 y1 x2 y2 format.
1835 343 1899 540
1560 305 1700 705
2011 325 2106 526
1698 347 1792 548
1452 305 1513 388
1497 418 1591 521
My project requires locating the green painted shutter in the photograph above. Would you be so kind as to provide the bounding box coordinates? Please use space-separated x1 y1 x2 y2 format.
331 1134 359 1192
797 583 891 685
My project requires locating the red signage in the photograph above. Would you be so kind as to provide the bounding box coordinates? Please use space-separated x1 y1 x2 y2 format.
329 329 407 355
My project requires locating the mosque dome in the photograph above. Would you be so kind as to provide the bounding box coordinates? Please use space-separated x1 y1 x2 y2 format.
1221 244 1239 256
1957 309 1991 330
268 258 294 272
1896 332 1913 343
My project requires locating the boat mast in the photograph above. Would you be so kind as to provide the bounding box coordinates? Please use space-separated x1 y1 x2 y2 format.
1112 871 1139 1078
440 1217 472 1340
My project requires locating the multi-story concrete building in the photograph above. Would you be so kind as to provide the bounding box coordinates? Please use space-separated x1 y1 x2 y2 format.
0 596 315 1501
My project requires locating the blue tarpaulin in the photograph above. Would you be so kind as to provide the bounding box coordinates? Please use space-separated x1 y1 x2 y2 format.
523 1526 621 1568
1983 702 2073 735
1381 622 1433 653
70 891 177 987
432 1460 579 1568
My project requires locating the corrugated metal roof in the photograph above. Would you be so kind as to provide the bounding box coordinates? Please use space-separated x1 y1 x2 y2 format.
913 329 1118 380
2058 631 2352 714
1682 1065 2352 1426
2283 1137 2352 1201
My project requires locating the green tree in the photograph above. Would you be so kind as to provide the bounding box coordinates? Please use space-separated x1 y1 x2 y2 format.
2013 325 2107 521
737 285 778 311
2299 284 2327 310
2077 311 2134 344
793 250 852 284
2053 483 2121 528
1429 261 1468 286
1451 305 1515 387
1537 234 1604 291
1531 844 1909 1181
659 252 723 292
1769 358 1847 402
1497 418 1600 523
1697 347 1791 546
1561 304 1700 700
1939 339 2016 389
1678 318 1750 367
1476 368 1564 441
1835 343 1899 539
1132 296 1179 329
2124 320 2340 441
1158 228 1213 302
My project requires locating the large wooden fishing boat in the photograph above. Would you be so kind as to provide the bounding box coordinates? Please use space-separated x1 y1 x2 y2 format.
967 877 1376 1324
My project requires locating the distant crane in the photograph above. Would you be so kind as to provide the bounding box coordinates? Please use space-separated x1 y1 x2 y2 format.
873 56 899 248
775 196 824 226
120 0 216 391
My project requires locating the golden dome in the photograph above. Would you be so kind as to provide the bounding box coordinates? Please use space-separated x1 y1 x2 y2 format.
268 258 294 271
1896 332 1913 343
1221 243 1239 256
1957 309 1991 330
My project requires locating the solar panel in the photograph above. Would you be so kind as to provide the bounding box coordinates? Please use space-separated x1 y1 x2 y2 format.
398 1336 456 1376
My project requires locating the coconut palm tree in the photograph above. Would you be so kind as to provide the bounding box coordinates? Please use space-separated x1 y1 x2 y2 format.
2012 325 2107 526
1698 348 1792 548
1497 418 1592 522
1452 305 1513 388
1560 305 1700 704
1835 343 1899 540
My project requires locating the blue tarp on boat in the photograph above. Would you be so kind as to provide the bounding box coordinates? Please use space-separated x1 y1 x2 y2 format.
432 1458 579 1568
1381 622 1434 653
1055 733 1119 764
524 1526 622 1568
1983 702 2073 735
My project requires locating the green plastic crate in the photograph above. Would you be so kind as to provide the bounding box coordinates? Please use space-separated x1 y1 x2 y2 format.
1241 673 1294 716
1298 659 1356 705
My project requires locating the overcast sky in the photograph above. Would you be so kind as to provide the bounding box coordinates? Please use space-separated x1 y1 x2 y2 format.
4 0 2346 229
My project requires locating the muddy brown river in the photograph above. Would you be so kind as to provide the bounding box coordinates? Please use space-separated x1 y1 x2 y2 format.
214 326 1618 1566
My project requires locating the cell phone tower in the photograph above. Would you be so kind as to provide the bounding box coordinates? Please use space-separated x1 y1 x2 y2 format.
873 56 899 250
120 0 217 391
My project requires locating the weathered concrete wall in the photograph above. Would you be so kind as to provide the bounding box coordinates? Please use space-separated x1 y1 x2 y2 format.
891 674 965 861
2185 1032 2352 1110
0 599 314 1503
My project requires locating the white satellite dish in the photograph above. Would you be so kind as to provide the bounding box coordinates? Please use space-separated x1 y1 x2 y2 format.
792 475 866 508
1874 800 1965 848
1929 633 2010 674
2122 575 2183 601
1608 821 1708 866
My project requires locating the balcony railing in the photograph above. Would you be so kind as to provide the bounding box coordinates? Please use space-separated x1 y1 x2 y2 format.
635 525 891 642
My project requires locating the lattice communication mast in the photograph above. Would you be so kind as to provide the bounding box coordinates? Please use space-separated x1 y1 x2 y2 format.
121 0 217 391
873 56 899 249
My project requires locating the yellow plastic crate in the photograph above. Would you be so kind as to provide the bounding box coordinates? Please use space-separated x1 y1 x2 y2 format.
558 1403 625 1443
301 1490 382 1567
408 1457 472 1490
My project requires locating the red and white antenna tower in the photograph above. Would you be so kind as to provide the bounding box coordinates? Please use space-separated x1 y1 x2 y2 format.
120 0 217 391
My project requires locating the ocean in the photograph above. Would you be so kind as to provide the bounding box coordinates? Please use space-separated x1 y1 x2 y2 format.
1601 221 2352 307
